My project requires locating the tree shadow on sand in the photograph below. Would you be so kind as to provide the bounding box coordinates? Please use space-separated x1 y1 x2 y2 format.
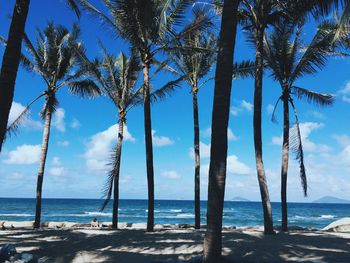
0 228 349 262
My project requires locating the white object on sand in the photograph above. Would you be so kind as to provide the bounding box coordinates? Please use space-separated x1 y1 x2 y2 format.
323 217 350 232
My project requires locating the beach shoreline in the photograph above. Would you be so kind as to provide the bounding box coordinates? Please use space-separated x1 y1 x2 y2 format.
1 220 350 263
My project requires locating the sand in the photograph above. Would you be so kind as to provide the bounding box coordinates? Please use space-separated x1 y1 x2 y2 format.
1 222 350 263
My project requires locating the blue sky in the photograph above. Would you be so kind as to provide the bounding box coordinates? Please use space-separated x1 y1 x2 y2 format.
1 0 350 202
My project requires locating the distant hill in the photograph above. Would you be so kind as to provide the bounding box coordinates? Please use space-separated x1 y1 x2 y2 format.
231 196 251 202
313 196 350 204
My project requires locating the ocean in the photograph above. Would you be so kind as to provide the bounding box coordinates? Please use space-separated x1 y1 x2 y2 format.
0 198 349 229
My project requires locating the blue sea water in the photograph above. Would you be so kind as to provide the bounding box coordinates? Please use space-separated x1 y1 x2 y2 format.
0 198 349 229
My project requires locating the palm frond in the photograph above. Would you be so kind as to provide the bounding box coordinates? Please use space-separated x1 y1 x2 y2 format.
41 94 59 119
101 136 123 211
150 74 187 102
290 20 338 83
66 0 81 18
291 86 334 106
78 0 119 38
271 96 282 124
6 93 46 138
68 80 101 98
290 100 307 197
233 60 255 79
151 57 180 78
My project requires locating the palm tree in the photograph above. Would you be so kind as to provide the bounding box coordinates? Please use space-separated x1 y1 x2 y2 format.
77 44 142 229
238 0 297 234
165 7 217 230
238 0 313 234
202 0 240 261
168 17 255 229
6 23 100 229
78 0 207 231
0 0 80 153
264 20 338 231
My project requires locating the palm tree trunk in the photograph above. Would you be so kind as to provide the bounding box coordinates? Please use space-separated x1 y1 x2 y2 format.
0 0 30 152
203 0 239 262
34 101 52 229
281 96 289 232
192 88 200 230
142 59 155 232
253 25 274 235
112 117 124 229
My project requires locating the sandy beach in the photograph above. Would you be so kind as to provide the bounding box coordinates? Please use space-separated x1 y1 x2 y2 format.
1 222 350 263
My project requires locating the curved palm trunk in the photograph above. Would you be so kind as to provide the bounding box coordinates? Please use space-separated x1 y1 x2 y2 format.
203 0 239 262
192 88 200 230
142 60 155 232
0 0 30 152
253 26 274 235
34 101 52 229
112 118 124 229
281 96 290 232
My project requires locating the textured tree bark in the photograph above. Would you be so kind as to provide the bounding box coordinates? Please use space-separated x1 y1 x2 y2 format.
253 25 274 235
112 116 124 229
192 88 201 229
281 95 290 232
0 0 30 152
34 100 52 229
142 59 155 232
203 0 239 262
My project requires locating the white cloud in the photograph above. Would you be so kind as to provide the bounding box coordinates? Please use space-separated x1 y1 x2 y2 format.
52 157 61 166
230 100 253 116
202 127 238 141
152 130 174 147
161 170 181 179
227 155 251 175
266 104 274 115
338 81 350 103
230 106 239 116
48 166 65 176
57 140 70 147
271 122 330 153
339 145 350 166
307 111 325 119
70 118 81 129
342 96 350 103
3 144 41 164
241 100 253 111
199 154 251 181
332 134 350 147
339 81 350 94
271 136 282 145
84 124 135 171
227 128 238 141
189 141 211 159
8 102 42 130
52 108 66 132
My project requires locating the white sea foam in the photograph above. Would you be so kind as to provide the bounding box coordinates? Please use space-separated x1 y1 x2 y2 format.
84 212 112 216
170 209 182 212
176 213 195 218
320 214 335 219
0 213 33 217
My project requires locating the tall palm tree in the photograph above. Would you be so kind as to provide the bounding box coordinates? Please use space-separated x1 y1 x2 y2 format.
264 20 338 231
238 0 299 234
168 20 255 229
202 0 240 261
78 0 207 231
166 7 217 230
77 44 142 229
0 0 80 153
6 23 100 229
238 0 309 234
